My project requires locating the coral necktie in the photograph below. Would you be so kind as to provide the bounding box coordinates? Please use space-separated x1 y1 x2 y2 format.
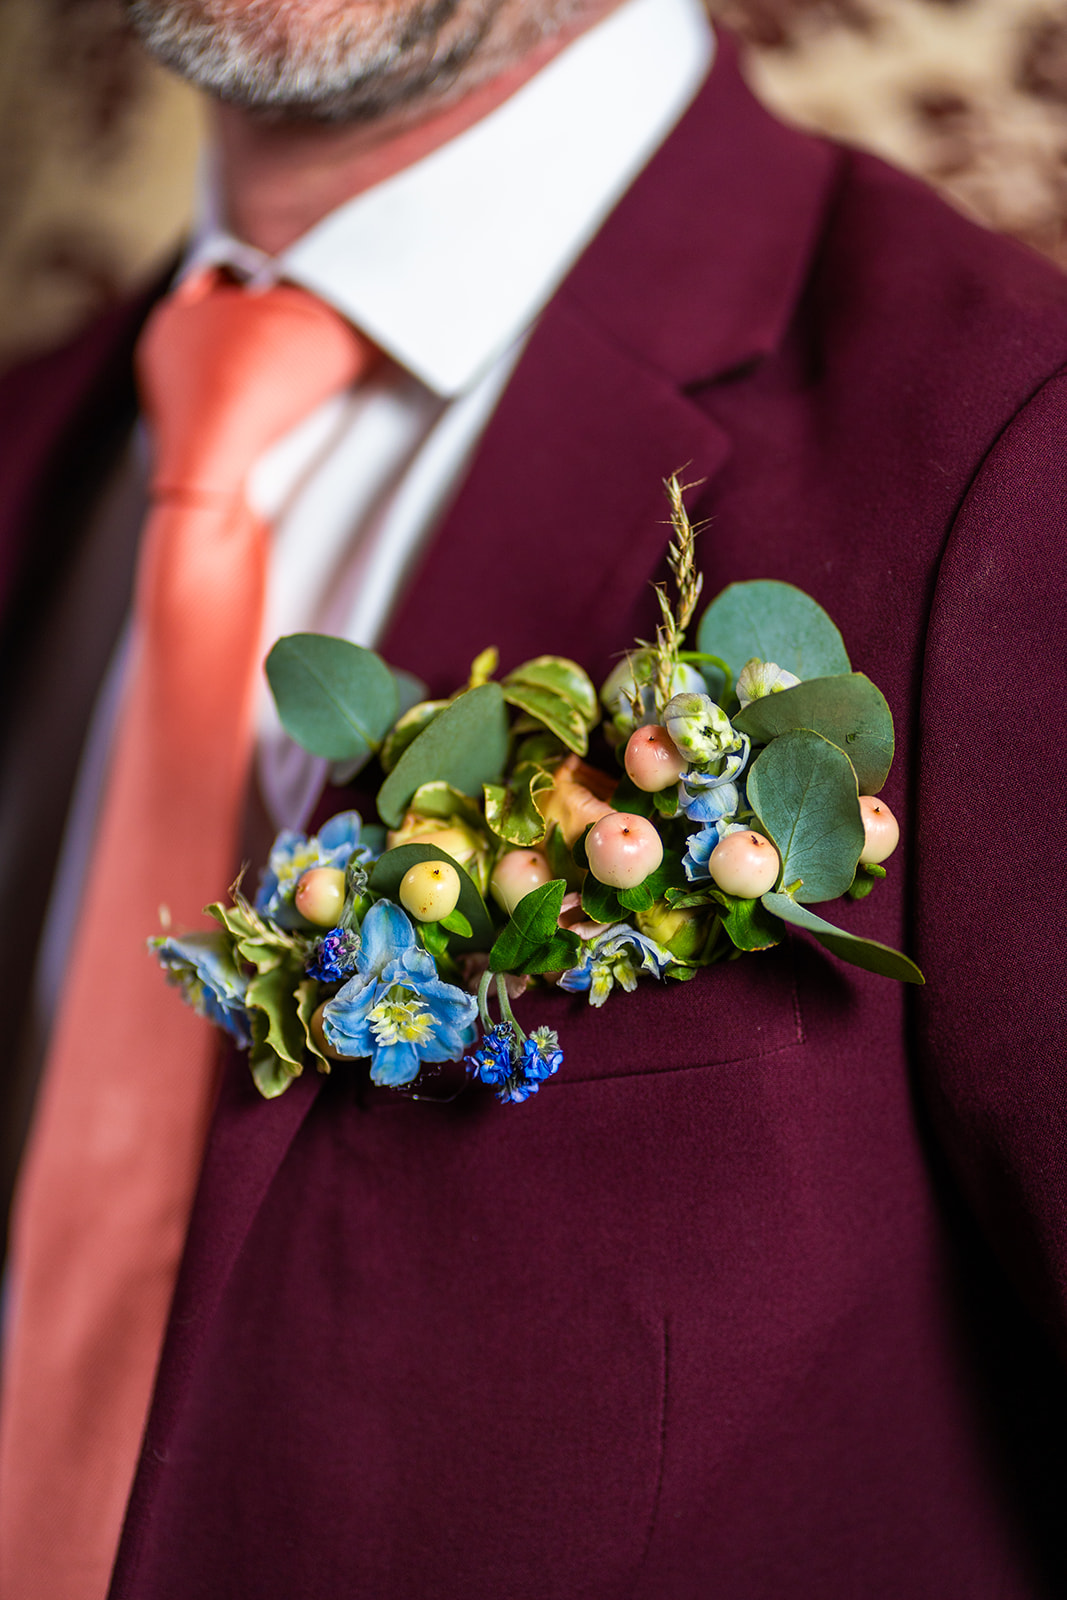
0 273 372 1600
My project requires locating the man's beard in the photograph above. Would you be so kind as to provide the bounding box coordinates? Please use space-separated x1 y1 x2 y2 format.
123 0 578 123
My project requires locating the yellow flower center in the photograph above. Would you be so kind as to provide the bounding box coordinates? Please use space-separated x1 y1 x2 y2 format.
368 986 435 1047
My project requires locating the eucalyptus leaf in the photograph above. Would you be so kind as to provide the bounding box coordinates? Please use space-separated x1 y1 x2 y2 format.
488 879 581 975
696 580 851 682
266 634 399 763
369 843 494 949
502 682 589 755
377 683 509 828
747 729 865 903
483 762 555 847
379 699 449 774
734 673 894 793
762 892 924 984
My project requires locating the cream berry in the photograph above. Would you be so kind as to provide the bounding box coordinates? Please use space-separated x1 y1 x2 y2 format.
585 812 664 889
398 859 462 923
294 867 347 926
623 724 687 792
490 850 552 916
708 831 780 898
858 796 900 865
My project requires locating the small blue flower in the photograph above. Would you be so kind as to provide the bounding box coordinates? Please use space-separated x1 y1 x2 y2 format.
559 925 671 1008
153 931 252 1047
306 926 361 984
321 900 478 1087
465 1023 517 1087
678 774 742 826
255 811 374 927
465 1022 563 1103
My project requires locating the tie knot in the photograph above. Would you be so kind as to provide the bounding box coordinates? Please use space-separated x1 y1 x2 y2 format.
136 272 375 500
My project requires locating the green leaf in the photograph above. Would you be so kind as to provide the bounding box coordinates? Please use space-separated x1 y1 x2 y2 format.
250 1039 298 1099
488 878 581 975
235 939 287 976
483 761 555 847
762 892 925 984
246 964 307 1067
746 729 865 903
404 781 486 832
368 843 494 949
376 683 509 829
580 874 624 925
504 656 598 726
708 891 782 951
379 699 449 774
696 580 851 682
439 908 473 938
502 682 589 755
296 978 328 1069
734 673 894 793
266 634 399 763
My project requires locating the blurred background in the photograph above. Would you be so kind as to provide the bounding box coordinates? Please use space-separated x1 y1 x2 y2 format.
1 0 1066 373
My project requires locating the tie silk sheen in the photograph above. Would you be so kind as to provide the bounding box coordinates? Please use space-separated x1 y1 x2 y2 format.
0 275 370 1600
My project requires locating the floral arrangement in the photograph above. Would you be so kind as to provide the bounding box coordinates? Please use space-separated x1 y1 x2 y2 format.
154 478 922 1106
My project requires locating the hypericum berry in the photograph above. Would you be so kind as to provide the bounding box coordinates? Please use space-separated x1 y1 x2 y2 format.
707 831 780 898
858 795 900 865
294 867 347 926
490 850 552 916
585 812 664 889
412 826 478 866
398 859 462 922
623 724 687 791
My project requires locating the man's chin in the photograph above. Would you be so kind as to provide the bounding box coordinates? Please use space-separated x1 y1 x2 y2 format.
122 0 571 125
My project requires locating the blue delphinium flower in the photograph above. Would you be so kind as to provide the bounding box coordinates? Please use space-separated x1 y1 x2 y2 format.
678 774 742 826
321 900 478 1087
153 931 253 1047
465 1022 563 1103
306 926 361 984
255 811 374 926
559 925 671 1008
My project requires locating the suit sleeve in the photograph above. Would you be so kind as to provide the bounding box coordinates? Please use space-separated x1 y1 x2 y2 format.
914 364 1067 1353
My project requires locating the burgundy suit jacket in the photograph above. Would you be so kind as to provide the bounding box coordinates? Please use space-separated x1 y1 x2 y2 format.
3 38 1067 1600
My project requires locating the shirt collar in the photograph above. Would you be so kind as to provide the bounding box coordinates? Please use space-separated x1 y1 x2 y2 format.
185 0 713 397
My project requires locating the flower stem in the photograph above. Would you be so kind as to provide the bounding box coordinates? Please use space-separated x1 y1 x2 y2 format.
494 973 527 1043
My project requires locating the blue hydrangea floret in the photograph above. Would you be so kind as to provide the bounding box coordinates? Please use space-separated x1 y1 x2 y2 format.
321 900 478 1087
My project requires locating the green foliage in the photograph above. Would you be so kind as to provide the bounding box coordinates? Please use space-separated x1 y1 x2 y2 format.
502 656 598 756
747 729 865 903
377 683 509 828
734 673 894 794
762 892 924 984
369 843 494 949
488 879 581 975
483 761 555 847
709 891 782 952
697 581 851 683
379 699 448 773
247 963 308 1098
266 634 399 763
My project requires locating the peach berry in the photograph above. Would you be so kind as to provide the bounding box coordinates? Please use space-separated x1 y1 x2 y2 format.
585 812 664 889
624 724 687 792
707 832 780 898
858 796 900 865
294 867 347 927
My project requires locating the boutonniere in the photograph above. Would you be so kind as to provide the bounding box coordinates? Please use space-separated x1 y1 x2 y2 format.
154 478 922 1105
